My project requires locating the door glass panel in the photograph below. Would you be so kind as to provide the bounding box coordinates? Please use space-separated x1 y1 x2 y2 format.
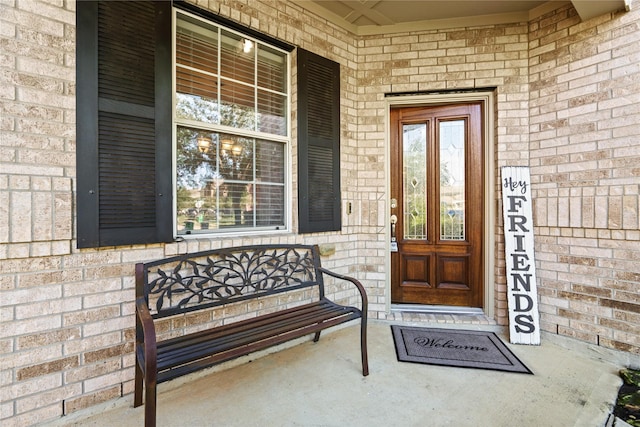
403 123 427 240
439 120 465 241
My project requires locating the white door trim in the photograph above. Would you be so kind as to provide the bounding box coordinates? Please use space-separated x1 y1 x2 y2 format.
384 91 496 319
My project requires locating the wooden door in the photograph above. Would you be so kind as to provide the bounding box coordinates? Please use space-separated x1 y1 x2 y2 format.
390 103 483 307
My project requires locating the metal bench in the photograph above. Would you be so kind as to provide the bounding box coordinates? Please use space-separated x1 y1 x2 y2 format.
134 244 369 427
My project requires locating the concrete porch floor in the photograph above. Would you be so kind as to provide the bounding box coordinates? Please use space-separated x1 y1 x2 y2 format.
47 317 640 427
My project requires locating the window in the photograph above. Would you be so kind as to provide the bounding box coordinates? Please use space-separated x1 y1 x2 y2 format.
174 12 290 235
76 2 340 248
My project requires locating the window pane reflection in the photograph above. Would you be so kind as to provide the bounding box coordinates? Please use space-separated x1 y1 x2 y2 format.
220 30 255 84
176 17 219 123
257 89 286 135
220 80 256 130
257 45 286 91
176 127 285 234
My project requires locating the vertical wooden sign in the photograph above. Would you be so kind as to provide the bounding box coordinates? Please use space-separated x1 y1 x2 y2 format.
501 166 540 345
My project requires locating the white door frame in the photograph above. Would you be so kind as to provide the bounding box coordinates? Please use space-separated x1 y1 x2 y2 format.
384 91 496 318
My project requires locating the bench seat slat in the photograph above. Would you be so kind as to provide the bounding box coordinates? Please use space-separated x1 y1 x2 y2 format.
155 300 360 382
157 299 346 352
156 301 358 366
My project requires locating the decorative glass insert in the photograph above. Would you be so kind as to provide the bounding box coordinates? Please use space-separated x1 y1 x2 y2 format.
439 120 466 241
403 124 427 240
175 11 289 235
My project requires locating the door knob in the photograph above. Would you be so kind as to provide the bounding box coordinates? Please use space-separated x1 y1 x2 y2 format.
390 214 398 252
390 214 397 240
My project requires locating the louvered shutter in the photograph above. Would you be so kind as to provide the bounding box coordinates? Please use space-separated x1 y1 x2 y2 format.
76 1 172 248
297 49 341 233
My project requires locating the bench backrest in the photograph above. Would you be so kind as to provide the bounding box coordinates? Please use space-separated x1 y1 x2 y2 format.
136 244 324 319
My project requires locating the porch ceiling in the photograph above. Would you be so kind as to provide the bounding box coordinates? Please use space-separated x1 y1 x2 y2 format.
292 0 630 34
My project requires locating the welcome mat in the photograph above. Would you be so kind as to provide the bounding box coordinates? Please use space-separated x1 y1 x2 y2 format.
391 325 532 374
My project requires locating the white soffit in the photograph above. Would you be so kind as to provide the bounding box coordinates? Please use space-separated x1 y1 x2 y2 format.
570 0 628 20
293 0 630 35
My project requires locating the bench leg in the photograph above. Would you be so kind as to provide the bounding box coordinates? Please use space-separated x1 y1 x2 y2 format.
361 318 369 376
134 360 143 408
134 357 157 427
313 331 321 342
144 377 157 427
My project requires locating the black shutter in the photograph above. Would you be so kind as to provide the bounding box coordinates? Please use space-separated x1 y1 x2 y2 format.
76 1 172 248
297 49 341 233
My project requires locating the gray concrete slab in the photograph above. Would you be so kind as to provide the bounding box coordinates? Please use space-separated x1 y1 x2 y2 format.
48 321 637 427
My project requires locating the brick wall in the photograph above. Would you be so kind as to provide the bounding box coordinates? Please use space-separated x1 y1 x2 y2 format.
528 4 640 350
1 0 639 425
0 1 364 425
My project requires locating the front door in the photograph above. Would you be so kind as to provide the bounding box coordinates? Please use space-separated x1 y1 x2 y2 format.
390 103 483 307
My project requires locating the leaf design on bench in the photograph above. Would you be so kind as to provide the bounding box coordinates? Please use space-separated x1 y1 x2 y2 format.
145 246 318 315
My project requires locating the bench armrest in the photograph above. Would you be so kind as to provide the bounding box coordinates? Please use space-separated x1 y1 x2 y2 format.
136 298 158 376
317 267 368 317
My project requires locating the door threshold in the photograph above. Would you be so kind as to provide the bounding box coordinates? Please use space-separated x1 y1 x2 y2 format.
390 304 484 316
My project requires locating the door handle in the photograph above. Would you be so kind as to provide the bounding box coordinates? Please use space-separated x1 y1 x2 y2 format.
390 214 398 252
390 214 397 240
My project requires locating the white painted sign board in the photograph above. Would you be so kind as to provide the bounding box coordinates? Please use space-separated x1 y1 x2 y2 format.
501 166 541 345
